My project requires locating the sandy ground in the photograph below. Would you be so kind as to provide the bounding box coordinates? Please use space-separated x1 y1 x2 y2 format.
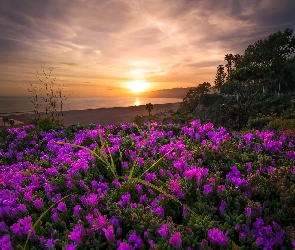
1 103 180 127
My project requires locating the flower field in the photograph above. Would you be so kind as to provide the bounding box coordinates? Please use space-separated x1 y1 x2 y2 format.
0 120 295 249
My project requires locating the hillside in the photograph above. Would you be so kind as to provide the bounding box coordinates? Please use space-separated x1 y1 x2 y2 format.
135 87 190 98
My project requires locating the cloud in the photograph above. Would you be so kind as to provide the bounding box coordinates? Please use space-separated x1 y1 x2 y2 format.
0 0 295 96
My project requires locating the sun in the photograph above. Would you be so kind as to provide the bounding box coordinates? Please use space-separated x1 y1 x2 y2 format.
128 80 148 93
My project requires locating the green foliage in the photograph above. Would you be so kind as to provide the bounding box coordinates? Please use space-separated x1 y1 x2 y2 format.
265 118 295 131
30 117 63 132
248 117 274 130
175 28 295 130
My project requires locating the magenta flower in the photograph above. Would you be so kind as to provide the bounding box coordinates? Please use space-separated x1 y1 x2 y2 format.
144 173 157 182
128 231 143 248
120 192 131 206
57 201 67 212
87 193 98 207
117 242 133 250
65 243 76 250
148 239 156 249
10 216 33 236
73 205 82 217
52 212 59 222
112 179 121 188
157 223 169 239
207 228 228 247
44 238 59 249
169 179 181 193
68 223 84 245
203 184 212 196
169 232 182 249
153 206 164 217
245 207 252 218
93 214 107 230
103 225 115 242
33 198 43 210
0 235 13 250
219 200 226 215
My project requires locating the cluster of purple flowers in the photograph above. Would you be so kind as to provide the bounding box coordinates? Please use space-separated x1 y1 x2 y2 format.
0 120 295 248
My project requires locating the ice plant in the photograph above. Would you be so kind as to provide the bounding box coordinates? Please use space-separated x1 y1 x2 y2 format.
207 228 228 247
169 232 182 249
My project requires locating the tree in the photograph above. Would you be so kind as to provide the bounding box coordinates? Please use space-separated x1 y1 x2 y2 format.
235 28 295 94
145 103 154 116
224 54 234 80
214 65 226 93
196 82 211 95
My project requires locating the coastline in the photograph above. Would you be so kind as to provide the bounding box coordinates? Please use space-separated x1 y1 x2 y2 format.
2 102 180 127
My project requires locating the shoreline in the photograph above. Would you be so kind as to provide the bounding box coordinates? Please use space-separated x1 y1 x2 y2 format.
1 102 180 127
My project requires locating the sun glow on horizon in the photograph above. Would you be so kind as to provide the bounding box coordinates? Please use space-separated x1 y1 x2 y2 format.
128 80 148 93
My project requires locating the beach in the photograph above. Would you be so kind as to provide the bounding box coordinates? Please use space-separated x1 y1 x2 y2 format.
2 103 180 127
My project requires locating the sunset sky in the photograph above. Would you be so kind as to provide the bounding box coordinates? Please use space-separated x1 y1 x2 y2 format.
1 0 295 97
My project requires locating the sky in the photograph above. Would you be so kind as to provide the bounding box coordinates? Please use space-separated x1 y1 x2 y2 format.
0 0 295 97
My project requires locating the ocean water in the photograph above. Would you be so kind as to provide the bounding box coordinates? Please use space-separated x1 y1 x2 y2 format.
0 96 182 116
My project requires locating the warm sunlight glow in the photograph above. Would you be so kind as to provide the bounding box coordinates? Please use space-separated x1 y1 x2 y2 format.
134 97 140 106
128 80 148 93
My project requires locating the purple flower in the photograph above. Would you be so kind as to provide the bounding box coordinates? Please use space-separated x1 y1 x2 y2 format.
52 212 59 222
207 228 228 247
254 217 264 229
148 239 156 249
112 179 121 188
93 214 107 230
87 193 98 207
73 205 82 217
0 235 13 250
217 185 226 193
44 238 59 249
169 232 182 249
10 216 34 236
121 162 129 169
68 223 84 244
203 184 212 196
0 221 7 231
57 201 67 212
135 184 143 194
183 205 189 218
65 243 76 250
219 200 226 215
153 206 164 217
110 217 120 227
145 173 157 182
157 223 169 239
137 157 145 166
119 192 131 206
139 194 147 204
169 179 181 193
128 231 143 248
245 207 252 218
117 242 133 250
103 225 115 242
209 177 216 186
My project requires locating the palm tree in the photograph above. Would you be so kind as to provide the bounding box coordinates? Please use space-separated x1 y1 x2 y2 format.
145 103 154 116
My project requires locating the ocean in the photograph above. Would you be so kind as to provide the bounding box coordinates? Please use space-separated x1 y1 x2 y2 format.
0 96 182 116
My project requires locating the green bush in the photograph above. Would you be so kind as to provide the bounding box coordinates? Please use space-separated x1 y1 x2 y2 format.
265 118 295 130
248 116 274 130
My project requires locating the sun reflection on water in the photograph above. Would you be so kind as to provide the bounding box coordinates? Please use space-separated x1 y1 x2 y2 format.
134 97 140 106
